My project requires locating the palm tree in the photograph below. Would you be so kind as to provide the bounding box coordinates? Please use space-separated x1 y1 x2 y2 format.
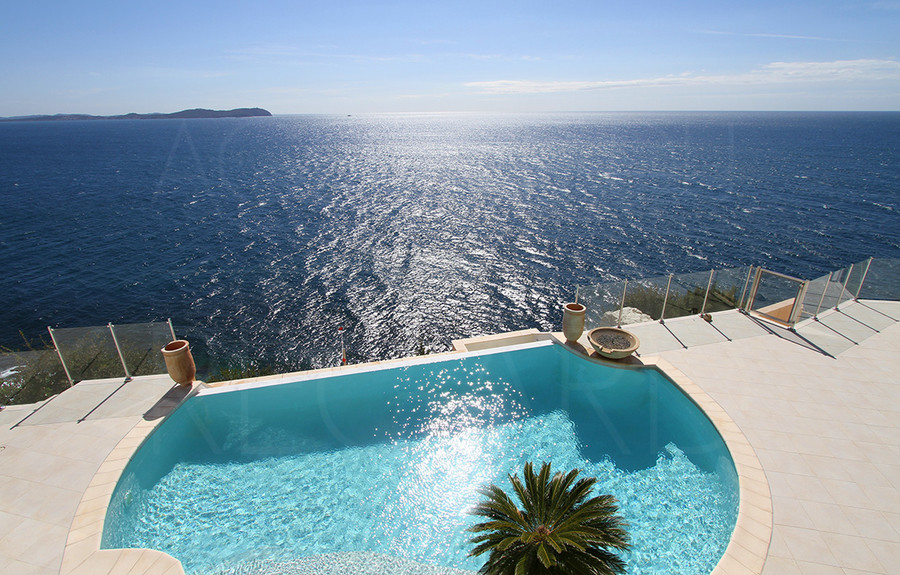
468 461 630 575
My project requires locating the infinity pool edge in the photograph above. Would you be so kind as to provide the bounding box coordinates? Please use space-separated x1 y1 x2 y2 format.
63 335 771 575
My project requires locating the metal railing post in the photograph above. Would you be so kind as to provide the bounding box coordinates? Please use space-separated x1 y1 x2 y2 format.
854 257 873 300
617 280 628 327
108 323 132 381
700 269 715 315
813 271 833 319
575 285 580 305
837 264 854 309
790 280 810 326
660 274 673 323
738 266 754 310
167 318 177 342
745 267 764 313
47 327 74 387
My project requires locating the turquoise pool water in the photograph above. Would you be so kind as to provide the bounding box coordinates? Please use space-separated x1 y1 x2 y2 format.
102 342 738 574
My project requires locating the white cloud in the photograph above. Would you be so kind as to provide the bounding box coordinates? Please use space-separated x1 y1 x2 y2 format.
464 59 900 94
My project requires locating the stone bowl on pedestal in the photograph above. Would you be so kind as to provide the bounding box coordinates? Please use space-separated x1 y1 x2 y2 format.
587 327 640 359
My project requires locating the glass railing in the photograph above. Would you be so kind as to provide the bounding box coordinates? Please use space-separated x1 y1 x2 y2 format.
856 258 900 300
3 258 897 408
1 320 177 408
578 266 753 328
577 257 899 331
0 348 67 407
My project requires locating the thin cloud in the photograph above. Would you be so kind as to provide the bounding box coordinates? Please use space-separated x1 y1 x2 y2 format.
231 44 308 57
465 59 900 94
870 1 900 10
699 29 834 41
461 53 544 62
754 59 900 84
466 79 657 94
135 66 232 80
415 38 457 46
229 44 426 64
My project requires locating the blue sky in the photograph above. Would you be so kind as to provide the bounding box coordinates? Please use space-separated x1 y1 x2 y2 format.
2 0 899 115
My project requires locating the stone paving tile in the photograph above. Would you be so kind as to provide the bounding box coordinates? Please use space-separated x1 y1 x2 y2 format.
15 380 127 426
838 303 897 332
0 557 57 575
654 300 900 574
821 532 886 573
0 375 180 575
627 321 687 354
703 310 773 341
794 561 844 574
845 507 900 542
791 323 856 356
857 300 900 320
87 378 177 420
866 539 900 571
812 309 882 343
758 556 801 574
2 483 81 527
661 315 731 347
799 501 857 535
778 525 840 565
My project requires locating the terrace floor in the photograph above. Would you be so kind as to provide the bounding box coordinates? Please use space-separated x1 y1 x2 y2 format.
642 300 900 574
0 376 191 575
0 299 897 575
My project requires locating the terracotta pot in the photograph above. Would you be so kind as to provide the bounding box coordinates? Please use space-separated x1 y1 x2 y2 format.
161 340 196 386
562 302 586 343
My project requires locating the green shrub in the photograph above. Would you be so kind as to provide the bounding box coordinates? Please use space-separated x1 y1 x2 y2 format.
206 361 277 383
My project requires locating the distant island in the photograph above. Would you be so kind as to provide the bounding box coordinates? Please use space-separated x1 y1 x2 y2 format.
0 108 273 122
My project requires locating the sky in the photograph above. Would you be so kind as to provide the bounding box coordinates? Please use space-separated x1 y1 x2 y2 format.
2 0 899 116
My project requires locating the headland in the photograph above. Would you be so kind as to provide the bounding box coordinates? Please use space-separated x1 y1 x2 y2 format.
0 107 272 122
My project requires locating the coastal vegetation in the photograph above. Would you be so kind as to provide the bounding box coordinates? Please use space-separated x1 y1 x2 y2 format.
205 360 277 383
468 461 630 575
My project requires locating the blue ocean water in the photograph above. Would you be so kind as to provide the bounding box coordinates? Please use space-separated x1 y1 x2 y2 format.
102 344 738 575
1 112 898 371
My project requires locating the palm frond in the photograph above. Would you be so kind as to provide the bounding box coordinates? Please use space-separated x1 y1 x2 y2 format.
469 462 630 575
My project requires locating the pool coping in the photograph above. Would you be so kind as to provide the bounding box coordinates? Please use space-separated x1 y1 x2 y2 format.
643 356 772 575
60 334 771 575
545 332 772 575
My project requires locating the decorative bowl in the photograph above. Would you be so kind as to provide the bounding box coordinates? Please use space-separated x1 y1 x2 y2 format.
587 327 640 359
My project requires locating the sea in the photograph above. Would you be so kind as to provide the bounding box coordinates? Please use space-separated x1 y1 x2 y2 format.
1 112 898 374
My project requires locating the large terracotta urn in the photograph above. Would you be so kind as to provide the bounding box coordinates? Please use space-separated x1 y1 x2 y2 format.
161 340 196 386
562 302 586 343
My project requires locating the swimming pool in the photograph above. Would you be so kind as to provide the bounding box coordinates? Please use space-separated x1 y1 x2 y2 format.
101 341 738 575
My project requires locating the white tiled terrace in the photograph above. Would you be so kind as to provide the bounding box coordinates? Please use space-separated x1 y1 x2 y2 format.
0 377 193 575
649 301 900 574
0 299 897 575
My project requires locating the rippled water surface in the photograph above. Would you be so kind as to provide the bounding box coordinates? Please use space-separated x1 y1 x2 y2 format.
102 344 738 574
1 112 898 371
